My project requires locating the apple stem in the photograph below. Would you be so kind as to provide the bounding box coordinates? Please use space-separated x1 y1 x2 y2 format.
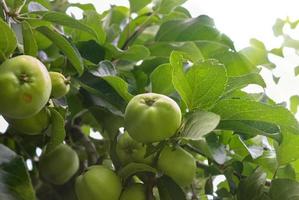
145 99 155 106
19 73 30 84
146 175 155 200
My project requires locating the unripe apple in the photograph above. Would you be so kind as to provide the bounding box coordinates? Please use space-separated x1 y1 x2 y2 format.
39 144 79 185
0 55 51 118
157 145 196 186
125 93 181 143
49 72 70 98
75 165 122 200
116 132 153 165
120 183 147 200
7 108 50 135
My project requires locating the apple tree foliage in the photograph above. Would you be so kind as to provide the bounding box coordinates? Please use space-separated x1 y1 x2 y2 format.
0 0 299 199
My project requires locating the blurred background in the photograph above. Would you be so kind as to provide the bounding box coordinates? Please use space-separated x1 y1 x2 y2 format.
1 0 299 131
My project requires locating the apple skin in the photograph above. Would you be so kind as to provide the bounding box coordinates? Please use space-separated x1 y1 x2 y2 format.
75 165 122 200
7 108 50 135
49 72 70 98
157 145 196 187
39 144 79 185
120 183 147 200
0 55 51 119
124 93 181 143
116 132 153 165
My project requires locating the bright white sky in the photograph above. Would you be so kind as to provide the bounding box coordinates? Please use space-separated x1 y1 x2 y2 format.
1 0 299 132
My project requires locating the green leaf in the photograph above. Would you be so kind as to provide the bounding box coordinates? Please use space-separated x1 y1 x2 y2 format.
45 108 66 154
119 45 150 61
156 15 225 44
290 95 299 114
171 52 228 110
118 163 157 181
277 128 299 165
0 18 17 60
36 26 84 75
229 135 251 160
181 110 220 140
270 179 299 200
213 51 257 76
224 73 266 96
217 120 281 142
0 144 36 200
150 63 174 95
212 99 299 135
41 11 98 41
276 164 296 180
155 0 188 14
89 60 133 102
237 168 267 200
21 21 38 56
157 175 186 200
129 0 151 12
149 41 204 62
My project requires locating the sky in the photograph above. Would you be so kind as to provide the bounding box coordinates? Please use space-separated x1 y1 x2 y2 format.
1 0 299 132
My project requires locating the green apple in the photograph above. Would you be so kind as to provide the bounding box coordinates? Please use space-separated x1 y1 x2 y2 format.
39 144 79 185
75 165 122 200
120 183 147 200
116 132 154 165
49 72 70 98
7 107 50 135
157 145 196 186
0 55 51 119
124 93 181 143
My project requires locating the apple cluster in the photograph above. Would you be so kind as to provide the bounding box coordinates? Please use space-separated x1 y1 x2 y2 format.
0 56 197 199
0 55 70 134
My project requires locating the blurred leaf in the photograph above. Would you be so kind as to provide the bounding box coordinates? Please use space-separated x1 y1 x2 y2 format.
181 110 220 140
155 0 187 14
118 163 157 181
157 175 186 200
270 47 284 57
0 18 17 60
45 108 66 154
171 52 228 110
270 179 299 200
150 63 174 95
21 21 38 56
37 26 84 75
295 66 299 76
290 95 299 114
273 18 285 37
0 144 36 200
72 11 106 44
237 168 267 200
129 0 151 12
